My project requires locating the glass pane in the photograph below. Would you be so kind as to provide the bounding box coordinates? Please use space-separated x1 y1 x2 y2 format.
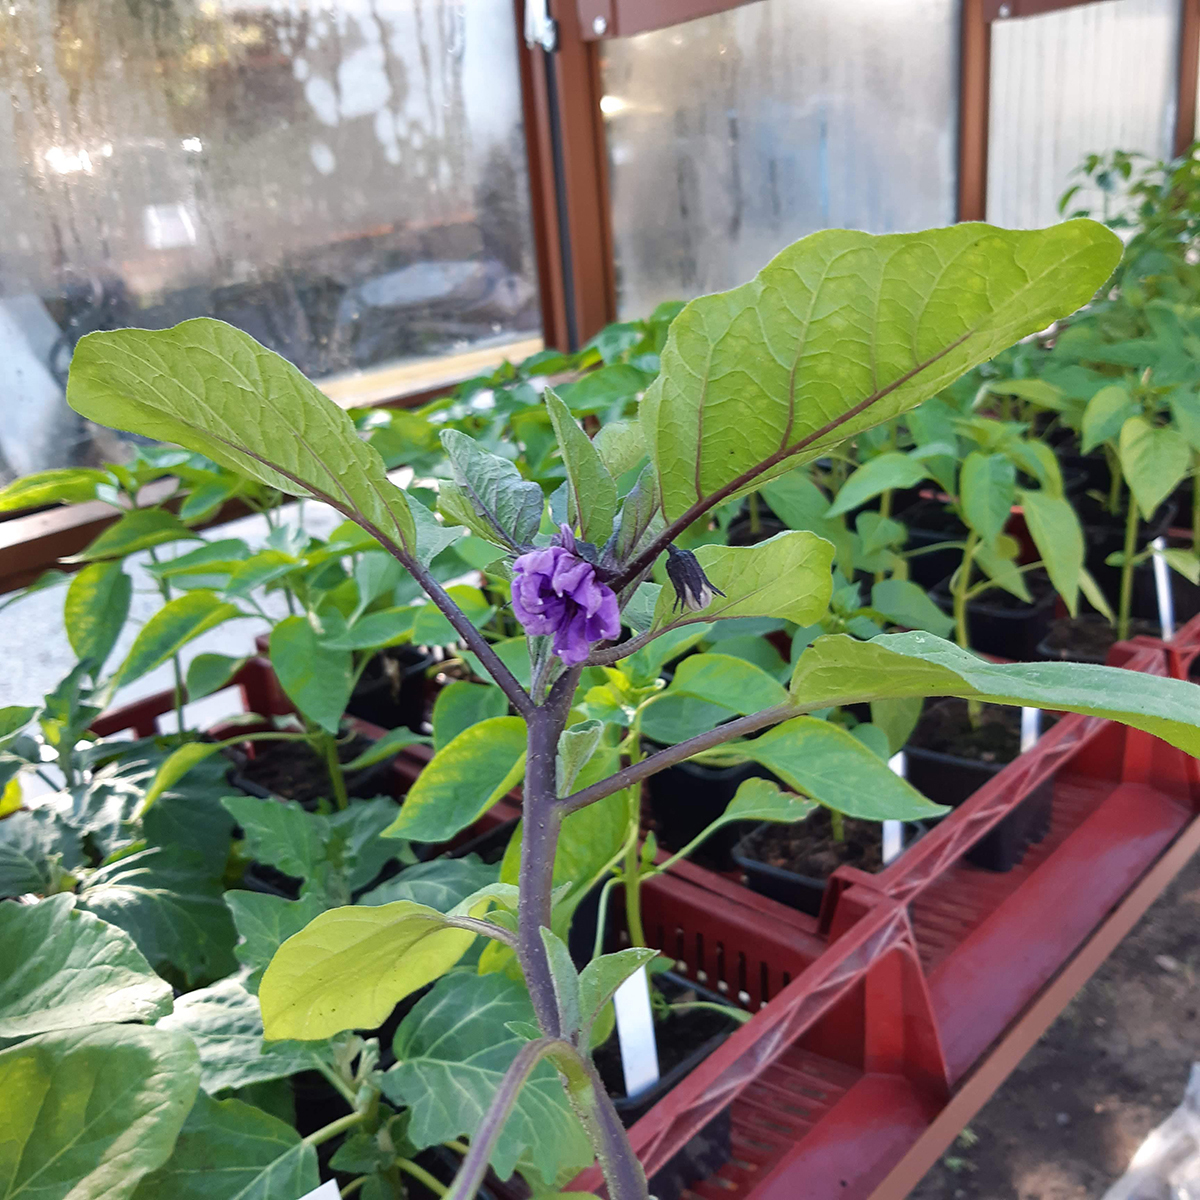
988 0 1180 229
600 0 959 320
0 0 538 481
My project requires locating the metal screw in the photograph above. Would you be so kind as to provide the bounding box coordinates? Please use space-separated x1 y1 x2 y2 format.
997 3 1011 15
592 15 608 35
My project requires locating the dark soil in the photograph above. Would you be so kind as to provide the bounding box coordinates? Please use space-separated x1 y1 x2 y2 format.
909 699 1022 767
234 735 375 806
737 808 888 879
913 850 1200 1200
1039 615 1159 664
592 977 738 1102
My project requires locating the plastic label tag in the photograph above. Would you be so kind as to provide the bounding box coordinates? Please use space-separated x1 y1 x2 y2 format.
297 1183 340 1200
1151 536 1175 640
1020 707 1040 754
883 752 907 864
613 965 660 1100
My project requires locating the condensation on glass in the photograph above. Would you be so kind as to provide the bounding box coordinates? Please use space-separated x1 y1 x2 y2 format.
0 1 537 481
988 0 1180 229
599 0 959 321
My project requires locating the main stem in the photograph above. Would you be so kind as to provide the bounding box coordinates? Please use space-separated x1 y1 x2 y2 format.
1118 486 1139 642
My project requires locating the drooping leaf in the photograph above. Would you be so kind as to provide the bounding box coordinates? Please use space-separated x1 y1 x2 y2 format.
1019 488 1083 616
269 615 353 734
384 716 527 843
545 388 618 545
432 681 510 752
642 223 1121 521
737 717 946 820
0 1025 199 1200
974 538 1032 602
577 947 661 1037
1119 416 1190 519
79 846 238 986
439 429 544 550
0 809 83 898
870 695 923 755
71 509 200 562
382 972 592 1186
115 591 241 686
826 453 929 517
158 976 333 1093
130 1091 318 1200
185 652 246 700
341 727 428 771
65 561 132 674
67 318 416 554
225 890 329 992
960 451 1015 547
650 532 834 629
667 653 788 715
790 631 1200 755
871 578 955 637
0 466 108 513
0 895 173 1038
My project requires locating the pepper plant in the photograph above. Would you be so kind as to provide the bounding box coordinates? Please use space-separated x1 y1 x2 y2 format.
58 219 1200 1200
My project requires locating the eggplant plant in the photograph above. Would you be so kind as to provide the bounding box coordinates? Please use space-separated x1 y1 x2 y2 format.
42 219 1200 1200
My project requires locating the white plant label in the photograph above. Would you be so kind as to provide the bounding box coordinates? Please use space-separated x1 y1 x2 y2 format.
883 751 907 864
1020 707 1041 754
1151 536 1175 640
613 965 660 1099
297 1183 340 1200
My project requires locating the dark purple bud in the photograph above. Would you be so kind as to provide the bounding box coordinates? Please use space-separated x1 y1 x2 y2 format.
666 544 725 613
511 536 621 665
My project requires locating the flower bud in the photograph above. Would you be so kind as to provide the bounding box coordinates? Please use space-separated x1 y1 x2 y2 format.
666 544 725 613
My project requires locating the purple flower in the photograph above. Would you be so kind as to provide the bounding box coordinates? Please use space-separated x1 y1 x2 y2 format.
511 529 620 665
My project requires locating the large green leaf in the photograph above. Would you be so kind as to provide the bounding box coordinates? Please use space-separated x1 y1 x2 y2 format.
225 891 329 993
79 847 238 986
960 451 1015 547
642 223 1121 521
268 615 353 734
650 532 834 629
0 1025 199 1200
384 716 527 843
67 319 416 554
1119 416 1190 520
158 976 333 1093
0 809 83 898
409 585 495 647
790 631 1200 755
115 591 241 686
0 895 172 1039
65 561 132 674
382 973 592 1186
545 388 618 545
259 884 516 1041
432 681 510 752
1081 383 1138 454
667 653 788 715
1019 488 1083 615
130 1091 318 1200
737 717 945 820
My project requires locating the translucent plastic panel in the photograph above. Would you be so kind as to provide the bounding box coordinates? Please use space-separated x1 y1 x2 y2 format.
988 0 1180 229
0 0 537 481
600 0 959 320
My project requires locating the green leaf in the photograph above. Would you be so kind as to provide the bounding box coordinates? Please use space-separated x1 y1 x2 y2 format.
0 895 172 1038
738 717 946 820
1081 383 1139 454
1169 388 1200 452
974 538 1031 602
158 976 332 1093
619 623 710 686
382 973 592 1186
79 847 238 987
461 637 533 690
178 474 239 522
545 388 618 544
592 419 647 477
269 615 353 734
790 631 1200 756
409 585 495 647
70 509 200 562
0 1025 199 1200
614 465 662 563
650 532 834 629
341 727 427 771
130 1091 318 1200
137 742 225 817
359 855 500 910
540 927 582 1035
321 606 417 650
67 319 416 555
259 893 504 1041
960 451 1015 547
668 653 788 715
0 809 83 898
720 775 818 824
871 579 955 637
577 947 660 1035
642 222 1121 521
870 695 923 755
1164 548 1200 584
0 466 107 513
116 591 241 686
65 561 132 673
185 652 246 700
0 706 36 746
220 795 346 897
556 719 605 794
225 890 328 992
385 716 527 843
826 453 929 517
409 494 466 566
1019 488 1083 616
1119 416 1190 519
640 694 736 745
439 429 543 550
433 681 510 752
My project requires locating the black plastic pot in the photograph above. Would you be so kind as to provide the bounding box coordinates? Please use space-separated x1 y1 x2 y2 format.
1078 498 1177 606
346 645 436 731
903 744 1053 872
931 571 1058 661
644 758 771 871
732 819 924 917
899 499 969 589
1037 613 1160 666
228 736 398 811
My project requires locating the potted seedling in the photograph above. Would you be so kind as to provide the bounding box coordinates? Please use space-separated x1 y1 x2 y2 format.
52 219 1200 1200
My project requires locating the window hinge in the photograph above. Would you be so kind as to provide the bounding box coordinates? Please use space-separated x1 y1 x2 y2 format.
524 0 558 52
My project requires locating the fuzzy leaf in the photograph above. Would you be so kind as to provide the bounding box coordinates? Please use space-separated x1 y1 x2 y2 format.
440 429 544 550
545 388 618 544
